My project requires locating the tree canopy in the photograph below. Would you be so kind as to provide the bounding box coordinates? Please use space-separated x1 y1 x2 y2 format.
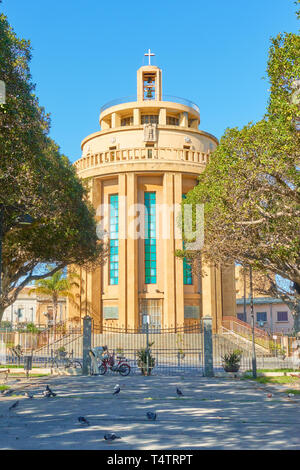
0 12 104 318
182 8 300 328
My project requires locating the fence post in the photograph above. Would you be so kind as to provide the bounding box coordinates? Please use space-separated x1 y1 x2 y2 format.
203 316 214 377
82 315 92 376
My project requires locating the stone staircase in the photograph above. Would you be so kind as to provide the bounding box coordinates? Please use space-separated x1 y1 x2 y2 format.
33 324 82 357
219 327 271 356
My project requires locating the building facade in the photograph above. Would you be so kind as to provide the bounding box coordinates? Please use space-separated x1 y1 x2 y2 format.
70 61 237 331
236 298 294 335
1 287 67 328
235 266 294 334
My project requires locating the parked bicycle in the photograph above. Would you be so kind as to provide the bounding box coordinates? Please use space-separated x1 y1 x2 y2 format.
97 351 131 376
48 349 82 370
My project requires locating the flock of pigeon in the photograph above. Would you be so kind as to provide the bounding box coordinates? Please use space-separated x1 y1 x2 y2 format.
4 381 295 444
1 382 185 444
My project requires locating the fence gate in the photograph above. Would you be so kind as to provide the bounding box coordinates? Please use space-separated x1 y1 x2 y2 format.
91 322 204 376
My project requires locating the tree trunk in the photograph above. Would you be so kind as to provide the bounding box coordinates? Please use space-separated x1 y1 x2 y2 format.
0 307 4 324
293 303 300 335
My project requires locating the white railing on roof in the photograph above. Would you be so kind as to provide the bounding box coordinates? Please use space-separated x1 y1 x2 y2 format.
100 95 200 114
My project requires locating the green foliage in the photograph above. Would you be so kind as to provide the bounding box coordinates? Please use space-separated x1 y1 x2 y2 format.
25 322 39 333
222 349 242 372
246 375 300 385
269 344 286 356
0 321 12 330
137 344 156 375
0 13 104 319
181 9 300 327
29 269 79 326
245 368 299 372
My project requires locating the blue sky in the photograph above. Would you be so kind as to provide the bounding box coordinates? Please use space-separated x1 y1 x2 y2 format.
2 0 299 163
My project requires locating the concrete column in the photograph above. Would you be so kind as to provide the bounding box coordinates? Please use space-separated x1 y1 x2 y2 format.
180 112 188 127
91 180 102 328
221 264 237 317
82 315 92 375
159 108 166 125
215 265 223 333
202 259 224 333
133 108 140 126
126 173 139 328
155 68 162 101
111 112 121 128
118 174 127 327
201 261 216 319
163 173 176 327
174 173 184 326
203 316 214 377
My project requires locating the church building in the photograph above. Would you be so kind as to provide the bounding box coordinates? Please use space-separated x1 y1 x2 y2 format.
69 52 237 332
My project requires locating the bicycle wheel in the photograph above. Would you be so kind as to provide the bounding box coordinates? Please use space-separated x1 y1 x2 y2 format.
50 359 59 369
118 364 130 376
98 363 107 375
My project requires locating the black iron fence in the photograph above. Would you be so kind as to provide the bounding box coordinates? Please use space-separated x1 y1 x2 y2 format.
91 322 204 376
0 319 299 376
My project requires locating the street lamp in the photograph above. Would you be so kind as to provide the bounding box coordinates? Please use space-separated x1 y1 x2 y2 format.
249 266 257 378
30 307 34 324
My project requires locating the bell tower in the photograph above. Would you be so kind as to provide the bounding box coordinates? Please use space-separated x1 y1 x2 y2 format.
137 50 162 102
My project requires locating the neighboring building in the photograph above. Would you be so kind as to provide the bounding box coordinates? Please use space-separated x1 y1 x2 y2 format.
235 266 294 334
69 55 237 331
1 287 67 327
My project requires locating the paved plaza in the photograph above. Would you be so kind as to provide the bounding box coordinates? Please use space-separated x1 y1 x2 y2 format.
0 374 299 450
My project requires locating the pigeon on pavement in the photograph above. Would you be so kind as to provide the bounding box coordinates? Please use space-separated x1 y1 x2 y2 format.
113 386 121 396
288 393 295 398
1 389 13 396
176 387 183 397
9 401 19 411
104 433 121 442
24 391 34 399
146 412 157 421
78 416 90 426
45 385 56 397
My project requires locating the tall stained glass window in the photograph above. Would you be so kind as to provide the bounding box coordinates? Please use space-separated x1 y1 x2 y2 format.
144 192 157 284
182 194 193 285
109 194 119 285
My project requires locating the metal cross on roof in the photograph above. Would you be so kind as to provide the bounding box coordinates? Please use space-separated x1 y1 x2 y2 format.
144 49 155 65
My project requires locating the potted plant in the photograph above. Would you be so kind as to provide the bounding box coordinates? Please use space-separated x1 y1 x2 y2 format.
222 349 242 373
137 343 155 375
57 346 67 358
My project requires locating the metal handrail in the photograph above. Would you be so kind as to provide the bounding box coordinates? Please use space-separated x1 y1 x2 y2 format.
100 94 200 114
221 325 270 353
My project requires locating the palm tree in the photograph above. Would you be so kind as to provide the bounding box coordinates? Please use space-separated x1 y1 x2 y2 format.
28 269 79 336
